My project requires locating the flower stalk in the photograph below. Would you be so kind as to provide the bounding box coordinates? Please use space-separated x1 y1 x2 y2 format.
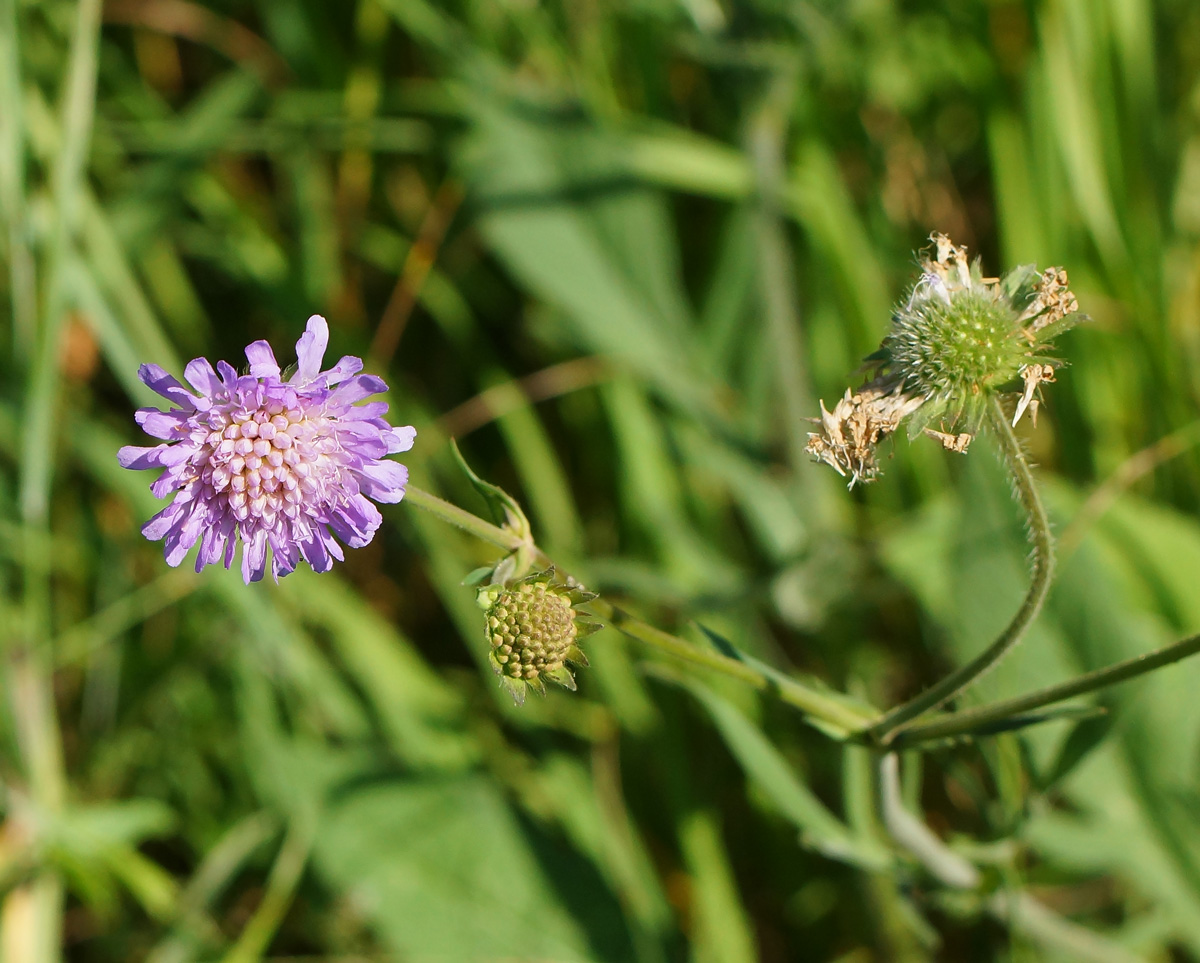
865 395 1055 743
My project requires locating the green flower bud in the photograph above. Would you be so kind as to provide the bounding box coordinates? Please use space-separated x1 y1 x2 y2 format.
478 569 599 705
806 234 1082 487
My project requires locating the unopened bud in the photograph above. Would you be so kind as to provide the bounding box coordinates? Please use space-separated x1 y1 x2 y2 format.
477 569 599 704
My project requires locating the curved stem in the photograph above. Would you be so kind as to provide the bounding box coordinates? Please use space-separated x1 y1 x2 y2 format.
892 631 1200 747
865 395 1055 743
403 484 875 735
878 753 980 888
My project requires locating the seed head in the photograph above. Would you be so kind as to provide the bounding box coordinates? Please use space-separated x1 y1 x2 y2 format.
806 234 1082 486
477 570 598 704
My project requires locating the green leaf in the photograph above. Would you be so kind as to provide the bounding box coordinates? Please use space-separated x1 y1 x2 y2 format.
680 677 891 871
315 775 630 961
1030 310 1089 344
457 94 724 420
462 564 496 587
1035 713 1115 791
677 809 757 963
46 799 177 856
44 801 179 922
450 439 532 543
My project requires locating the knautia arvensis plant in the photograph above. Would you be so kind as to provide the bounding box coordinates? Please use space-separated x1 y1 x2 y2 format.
806 234 1081 487
112 242 1200 753
102 226 1200 962
476 569 600 704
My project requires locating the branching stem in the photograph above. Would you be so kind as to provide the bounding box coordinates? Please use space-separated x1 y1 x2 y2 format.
403 484 875 735
892 631 1200 746
865 395 1055 743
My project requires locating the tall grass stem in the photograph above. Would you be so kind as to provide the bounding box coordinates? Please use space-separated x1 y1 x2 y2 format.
747 70 812 478
0 0 36 362
10 2 103 960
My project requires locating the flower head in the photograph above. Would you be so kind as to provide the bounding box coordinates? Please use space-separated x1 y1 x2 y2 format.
806 234 1081 487
119 315 415 583
477 570 599 705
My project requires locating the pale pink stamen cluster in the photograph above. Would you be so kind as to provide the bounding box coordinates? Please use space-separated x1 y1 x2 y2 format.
202 403 325 527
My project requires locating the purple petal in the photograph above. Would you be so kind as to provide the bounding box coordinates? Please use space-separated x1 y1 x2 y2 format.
387 425 417 454
330 374 387 404
338 472 362 498
142 501 187 541
241 528 269 583
292 315 329 385
138 364 203 410
164 505 206 567
322 527 345 563
222 517 238 568
323 355 364 385
245 341 281 380
340 401 389 421
328 495 382 548
358 460 408 503
184 358 224 397
335 421 390 458
125 313 416 580
269 529 299 579
296 520 332 573
150 472 180 499
118 444 194 471
235 374 263 401
135 408 188 440
197 519 228 571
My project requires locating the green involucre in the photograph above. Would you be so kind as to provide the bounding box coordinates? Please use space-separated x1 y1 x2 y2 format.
886 290 1026 429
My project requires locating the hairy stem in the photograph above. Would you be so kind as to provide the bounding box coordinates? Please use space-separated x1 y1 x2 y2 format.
593 602 873 733
403 484 525 552
865 395 1055 743
403 484 875 735
892 631 1200 746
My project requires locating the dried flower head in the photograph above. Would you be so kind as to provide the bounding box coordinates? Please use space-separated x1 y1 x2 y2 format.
118 315 415 582
477 570 599 705
806 234 1081 486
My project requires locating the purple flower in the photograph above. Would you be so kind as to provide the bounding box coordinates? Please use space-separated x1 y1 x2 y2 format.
119 315 415 583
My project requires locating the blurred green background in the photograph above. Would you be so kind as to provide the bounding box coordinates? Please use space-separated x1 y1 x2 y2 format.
4 0 1200 959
